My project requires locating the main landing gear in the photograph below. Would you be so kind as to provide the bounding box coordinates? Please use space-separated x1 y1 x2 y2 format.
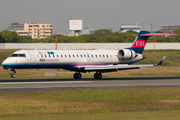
94 72 102 79
73 71 102 79
73 72 82 79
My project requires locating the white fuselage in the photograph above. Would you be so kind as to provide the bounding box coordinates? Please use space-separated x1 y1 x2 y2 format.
2 49 144 71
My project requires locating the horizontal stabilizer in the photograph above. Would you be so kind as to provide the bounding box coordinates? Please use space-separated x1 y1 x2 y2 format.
141 33 177 36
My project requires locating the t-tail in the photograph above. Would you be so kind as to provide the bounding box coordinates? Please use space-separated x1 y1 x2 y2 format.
129 31 177 54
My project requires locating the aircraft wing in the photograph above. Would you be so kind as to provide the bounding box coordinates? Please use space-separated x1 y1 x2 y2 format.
77 56 166 71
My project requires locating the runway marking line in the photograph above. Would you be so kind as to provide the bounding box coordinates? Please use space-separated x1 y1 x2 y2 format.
0 81 92 85
0 84 180 90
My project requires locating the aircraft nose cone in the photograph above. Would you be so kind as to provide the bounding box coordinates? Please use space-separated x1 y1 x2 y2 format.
2 58 9 66
2 60 6 66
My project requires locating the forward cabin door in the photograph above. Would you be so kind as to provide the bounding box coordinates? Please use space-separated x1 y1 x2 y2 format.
28 50 36 65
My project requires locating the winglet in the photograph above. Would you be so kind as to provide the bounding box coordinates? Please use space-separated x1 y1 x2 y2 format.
156 56 166 65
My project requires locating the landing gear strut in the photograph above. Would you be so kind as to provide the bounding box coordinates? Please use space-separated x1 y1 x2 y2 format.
94 72 102 79
73 72 82 79
10 68 16 78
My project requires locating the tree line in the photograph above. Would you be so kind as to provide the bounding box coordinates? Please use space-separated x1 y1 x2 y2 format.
0 28 180 43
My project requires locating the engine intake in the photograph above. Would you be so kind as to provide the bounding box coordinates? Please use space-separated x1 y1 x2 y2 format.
118 49 137 60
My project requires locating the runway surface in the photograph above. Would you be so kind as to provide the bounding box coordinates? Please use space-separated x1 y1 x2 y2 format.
0 76 180 93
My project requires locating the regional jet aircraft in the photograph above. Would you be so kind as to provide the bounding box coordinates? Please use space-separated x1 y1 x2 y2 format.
2 31 177 79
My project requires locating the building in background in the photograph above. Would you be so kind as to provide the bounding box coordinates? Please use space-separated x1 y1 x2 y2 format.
141 24 152 32
161 25 180 33
6 23 24 31
6 22 52 39
82 26 90 34
53 29 68 36
120 23 140 33
69 20 82 36
90 29 96 34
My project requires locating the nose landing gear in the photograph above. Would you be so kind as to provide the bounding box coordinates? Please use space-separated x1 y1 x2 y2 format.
9 68 16 78
11 74 16 78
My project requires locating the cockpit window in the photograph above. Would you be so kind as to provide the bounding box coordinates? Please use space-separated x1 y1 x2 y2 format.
10 54 18 57
19 54 26 57
10 54 26 57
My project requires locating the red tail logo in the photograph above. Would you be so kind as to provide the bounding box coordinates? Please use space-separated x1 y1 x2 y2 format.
132 39 147 48
136 41 145 47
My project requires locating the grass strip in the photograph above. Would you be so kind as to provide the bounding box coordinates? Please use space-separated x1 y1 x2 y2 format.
0 88 180 117
1 110 180 120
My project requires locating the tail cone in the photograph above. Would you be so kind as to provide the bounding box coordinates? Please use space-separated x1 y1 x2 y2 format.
143 55 146 59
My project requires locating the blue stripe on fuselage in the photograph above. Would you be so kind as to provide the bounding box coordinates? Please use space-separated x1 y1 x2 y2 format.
2 62 112 67
2 58 143 68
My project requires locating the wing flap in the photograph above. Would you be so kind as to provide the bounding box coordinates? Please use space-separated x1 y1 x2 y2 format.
83 64 153 70
77 64 154 71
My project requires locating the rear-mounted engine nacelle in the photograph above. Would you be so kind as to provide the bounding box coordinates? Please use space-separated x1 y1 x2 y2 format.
118 49 137 60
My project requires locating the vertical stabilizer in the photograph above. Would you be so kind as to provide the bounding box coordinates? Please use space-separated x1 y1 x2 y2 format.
130 31 151 54
129 31 177 54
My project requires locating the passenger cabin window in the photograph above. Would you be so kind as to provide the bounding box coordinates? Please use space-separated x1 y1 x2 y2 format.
77 55 79 57
41 55 43 57
80 55 82 57
69 55 71 57
84 55 86 57
57 55 59 57
106 55 108 58
73 55 75 57
99 55 101 57
45 55 46 57
49 55 51 57
95 55 97 57
61 55 63 57
103 55 105 58
91 55 93 58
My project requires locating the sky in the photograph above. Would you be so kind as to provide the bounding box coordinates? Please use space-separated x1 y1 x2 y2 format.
0 0 180 34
